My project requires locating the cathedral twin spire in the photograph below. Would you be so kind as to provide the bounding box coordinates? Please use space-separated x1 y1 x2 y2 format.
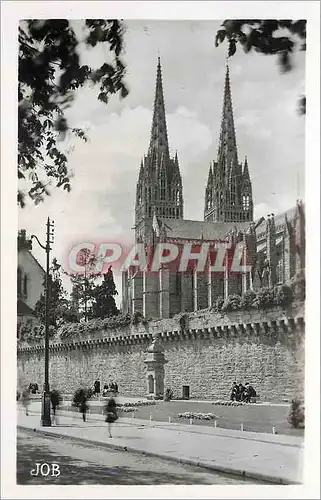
204 65 253 223
135 58 183 242
135 58 253 243
149 57 170 160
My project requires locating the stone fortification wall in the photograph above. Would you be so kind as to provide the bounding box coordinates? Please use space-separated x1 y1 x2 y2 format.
17 303 305 402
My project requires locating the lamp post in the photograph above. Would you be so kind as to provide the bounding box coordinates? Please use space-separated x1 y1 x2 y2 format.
31 217 54 427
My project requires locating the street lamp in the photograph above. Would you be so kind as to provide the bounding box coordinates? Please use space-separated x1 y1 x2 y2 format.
31 217 54 427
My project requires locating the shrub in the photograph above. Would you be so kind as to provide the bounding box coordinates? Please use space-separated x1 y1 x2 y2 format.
214 296 224 312
48 325 56 337
131 311 144 326
288 399 305 428
252 288 275 309
58 313 132 339
164 388 173 402
240 289 256 310
222 294 241 312
72 388 91 407
18 322 32 341
275 284 293 307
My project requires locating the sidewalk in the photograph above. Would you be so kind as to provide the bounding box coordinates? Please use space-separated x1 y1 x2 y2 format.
17 404 303 485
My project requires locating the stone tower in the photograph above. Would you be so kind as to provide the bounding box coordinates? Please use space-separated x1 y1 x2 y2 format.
135 58 184 244
204 65 253 223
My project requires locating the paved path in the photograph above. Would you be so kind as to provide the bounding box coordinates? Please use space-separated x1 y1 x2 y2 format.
17 404 303 485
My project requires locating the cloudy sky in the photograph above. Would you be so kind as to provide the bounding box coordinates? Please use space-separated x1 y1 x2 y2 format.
18 20 306 303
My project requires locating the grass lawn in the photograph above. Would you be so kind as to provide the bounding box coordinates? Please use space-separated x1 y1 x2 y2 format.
61 399 304 437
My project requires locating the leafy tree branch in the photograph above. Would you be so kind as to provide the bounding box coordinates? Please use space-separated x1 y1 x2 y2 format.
18 19 128 207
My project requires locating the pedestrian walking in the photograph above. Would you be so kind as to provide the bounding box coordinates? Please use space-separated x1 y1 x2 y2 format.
72 388 89 422
21 387 30 416
104 391 118 438
50 389 62 425
93 380 101 397
80 396 89 422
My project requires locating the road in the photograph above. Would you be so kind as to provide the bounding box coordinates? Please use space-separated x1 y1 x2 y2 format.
17 429 266 485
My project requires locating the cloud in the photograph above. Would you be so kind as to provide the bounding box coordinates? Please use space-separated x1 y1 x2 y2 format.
19 100 213 306
18 20 306 308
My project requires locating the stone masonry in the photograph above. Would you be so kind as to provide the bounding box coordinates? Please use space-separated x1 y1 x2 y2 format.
18 303 305 402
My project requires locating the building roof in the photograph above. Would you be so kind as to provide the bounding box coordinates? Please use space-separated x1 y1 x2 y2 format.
256 206 297 240
17 299 35 316
18 229 46 274
158 218 251 241
18 247 46 276
28 251 46 275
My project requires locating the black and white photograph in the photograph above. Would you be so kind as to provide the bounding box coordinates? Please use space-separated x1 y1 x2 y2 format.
1 1 320 498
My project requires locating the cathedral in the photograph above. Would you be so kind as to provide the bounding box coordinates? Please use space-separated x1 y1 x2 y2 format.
122 58 305 319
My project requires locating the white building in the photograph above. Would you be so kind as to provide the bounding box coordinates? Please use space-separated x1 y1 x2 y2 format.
17 230 45 333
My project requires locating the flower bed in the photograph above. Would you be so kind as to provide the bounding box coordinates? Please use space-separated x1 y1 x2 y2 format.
212 400 247 406
118 406 137 413
177 411 219 421
120 400 156 407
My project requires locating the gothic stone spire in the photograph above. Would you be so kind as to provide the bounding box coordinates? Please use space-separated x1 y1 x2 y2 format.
217 64 238 174
135 58 183 244
149 57 169 160
204 65 253 223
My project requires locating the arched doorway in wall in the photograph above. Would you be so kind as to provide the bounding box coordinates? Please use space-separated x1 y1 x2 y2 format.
148 374 154 394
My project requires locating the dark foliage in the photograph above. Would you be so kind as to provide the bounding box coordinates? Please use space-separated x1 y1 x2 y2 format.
18 19 128 206
164 388 173 402
222 294 241 312
215 20 306 70
215 20 306 113
288 399 305 428
67 248 101 322
131 310 145 326
72 387 91 408
91 266 119 318
34 257 69 327
59 312 132 339
240 289 256 309
275 284 293 307
214 296 225 312
252 288 276 309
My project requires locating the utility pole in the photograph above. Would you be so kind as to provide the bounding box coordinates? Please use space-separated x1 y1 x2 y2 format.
31 217 54 426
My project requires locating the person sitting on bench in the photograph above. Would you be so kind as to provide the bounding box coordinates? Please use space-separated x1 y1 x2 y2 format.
230 382 238 401
243 383 257 403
